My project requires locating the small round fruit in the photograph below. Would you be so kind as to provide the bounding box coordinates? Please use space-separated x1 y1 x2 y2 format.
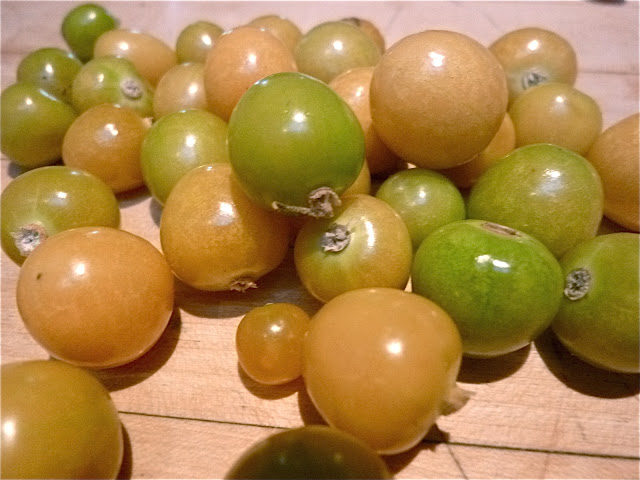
247 15 302 53
509 82 603 155
175 21 224 64
341 17 386 54
1 166 120 265
489 27 577 105
228 72 364 217
587 113 639 231
17 227 175 369
225 425 391 479
294 21 381 84
329 66 405 176
61 3 118 62
440 112 516 189
94 29 178 87
467 143 604 257
140 109 229 205
552 233 639 374
412 219 564 357
71 55 154 117
294 194 412 302
160 163 290 291
303 287 467 454
203 26 297 122
1 82 77 169
375 168 466 250
370 30 508 169
152 62 209 118
16 47 82 104
1 360 123 479
62 103 149 193
236 303 311 385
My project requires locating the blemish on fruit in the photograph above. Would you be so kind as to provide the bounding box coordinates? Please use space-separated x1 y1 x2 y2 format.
11 223 48 257
564 268 591 300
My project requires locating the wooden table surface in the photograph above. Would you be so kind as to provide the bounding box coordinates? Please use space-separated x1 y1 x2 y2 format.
1 1 639 478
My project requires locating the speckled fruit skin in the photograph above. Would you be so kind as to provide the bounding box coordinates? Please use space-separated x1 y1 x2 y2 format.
467 143 604 258
552 233 639 374
370 30 508 169
412 219 564 357
587 113 639 232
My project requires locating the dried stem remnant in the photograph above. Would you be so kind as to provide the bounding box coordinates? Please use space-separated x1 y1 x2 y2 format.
272 187 341 218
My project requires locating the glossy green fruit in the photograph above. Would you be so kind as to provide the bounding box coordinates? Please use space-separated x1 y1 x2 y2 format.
552 233 639 374
0 82 78 169
1 166 120 265
228 72 364 218
61 3 118 62
1 360 123 479
175 21 224 64
375 168 466 250
467 143 604 257
71 56 154 117
294 21 381 83
225 425 391 479
294 194 413 302
16 47 82 104
412 219 564 357
141 109 229 205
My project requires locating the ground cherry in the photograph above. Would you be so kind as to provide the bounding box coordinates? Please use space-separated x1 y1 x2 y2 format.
247 15 302 53
16 47 82 104
17 227 175 369
175 21 224 64
152 62 209 118
61 3 118 62
236 303 311 385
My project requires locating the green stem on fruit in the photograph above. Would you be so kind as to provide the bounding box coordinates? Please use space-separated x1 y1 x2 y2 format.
321 223 351 252
11 223 47 258
272 186 341 218
564 268 591 300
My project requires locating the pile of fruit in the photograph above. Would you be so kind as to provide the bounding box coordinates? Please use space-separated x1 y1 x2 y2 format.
1 3 638 478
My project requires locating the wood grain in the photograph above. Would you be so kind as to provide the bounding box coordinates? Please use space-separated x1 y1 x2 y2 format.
1 2 639 479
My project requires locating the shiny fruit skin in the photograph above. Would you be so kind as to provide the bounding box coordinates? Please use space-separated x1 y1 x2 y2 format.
587 113 639 231
225 425 391 479
294 21 381 84
159 164 290 291
489 27 577 105
412 219 564 357
247 15 302 53
140 109 229 205
1 360 123 479
440 112 516 189
236 303 310 385
61 3 118 62
552 233 639 374
1 82 77 169
1 166 120 265
17 227 175 369
329 66 405 177
16 47 82 104
467 143 604 257
294 194 413 303
341 17 386 54
62 103 149 193
303 287 464 454
94 29 178 87
370 30 508 169
152 63 209 118
203 26 297 122
375 168 466 250
228 72 364 217
71 56 154 117
175 21 224 64
509 82 603 156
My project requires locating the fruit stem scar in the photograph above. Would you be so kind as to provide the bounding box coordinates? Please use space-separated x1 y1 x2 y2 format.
481 221 520 237
521 69 548 90
321 223 350 252
11 223 47 257
229 278 258 292
120 78 143 99
564 268 591 300
272 186 341 218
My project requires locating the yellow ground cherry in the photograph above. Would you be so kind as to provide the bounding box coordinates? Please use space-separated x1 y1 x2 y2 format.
16 227 175 369
62 103 149 193
152 62 209 119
